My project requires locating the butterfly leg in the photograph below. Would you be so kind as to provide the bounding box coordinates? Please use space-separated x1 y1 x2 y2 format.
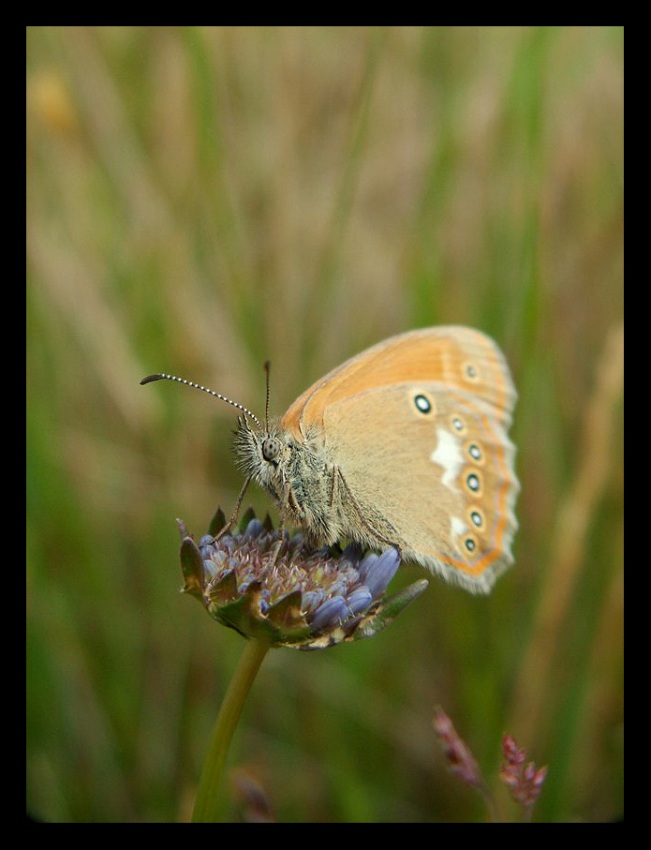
333 466 403 557
215 475 252 541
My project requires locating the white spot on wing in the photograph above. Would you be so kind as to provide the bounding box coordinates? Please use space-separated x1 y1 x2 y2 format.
430 427 464 491
450 515 467 540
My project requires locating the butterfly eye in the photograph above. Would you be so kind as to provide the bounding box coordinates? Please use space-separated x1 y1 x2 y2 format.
466 473 481 493
468 443 482 461
463 362 480 381
451 415 466 433
470 510 483 528
413 393 433 414
262 436 282 463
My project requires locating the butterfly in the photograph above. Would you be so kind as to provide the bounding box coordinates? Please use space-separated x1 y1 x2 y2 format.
142 326 519 594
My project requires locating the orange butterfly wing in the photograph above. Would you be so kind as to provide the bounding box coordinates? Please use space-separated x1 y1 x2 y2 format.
281 326 516 438
280 326 518 593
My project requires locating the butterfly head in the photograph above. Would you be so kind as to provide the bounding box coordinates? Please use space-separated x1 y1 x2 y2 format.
233 415 291 490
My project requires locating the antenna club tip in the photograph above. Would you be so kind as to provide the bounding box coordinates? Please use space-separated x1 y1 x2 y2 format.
140 374 165 385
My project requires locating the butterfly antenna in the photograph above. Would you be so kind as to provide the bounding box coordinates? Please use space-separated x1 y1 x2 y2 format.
264 360 271 433
140 373 263 429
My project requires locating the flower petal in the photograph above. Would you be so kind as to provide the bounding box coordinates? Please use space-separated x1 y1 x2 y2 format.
310 596 348 632
345 586 373 615
359 548 400 598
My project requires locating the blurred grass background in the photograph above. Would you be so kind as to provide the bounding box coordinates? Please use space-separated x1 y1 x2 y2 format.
26 26 623 823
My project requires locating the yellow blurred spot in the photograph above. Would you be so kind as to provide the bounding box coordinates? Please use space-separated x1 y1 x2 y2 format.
28 70 79 135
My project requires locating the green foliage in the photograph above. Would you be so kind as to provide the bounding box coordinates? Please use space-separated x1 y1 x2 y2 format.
27 25 623 822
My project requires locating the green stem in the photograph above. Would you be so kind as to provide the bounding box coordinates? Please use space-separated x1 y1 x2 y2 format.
191 638 270 822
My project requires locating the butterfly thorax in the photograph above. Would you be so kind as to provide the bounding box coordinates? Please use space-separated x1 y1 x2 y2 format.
234 417 337 545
